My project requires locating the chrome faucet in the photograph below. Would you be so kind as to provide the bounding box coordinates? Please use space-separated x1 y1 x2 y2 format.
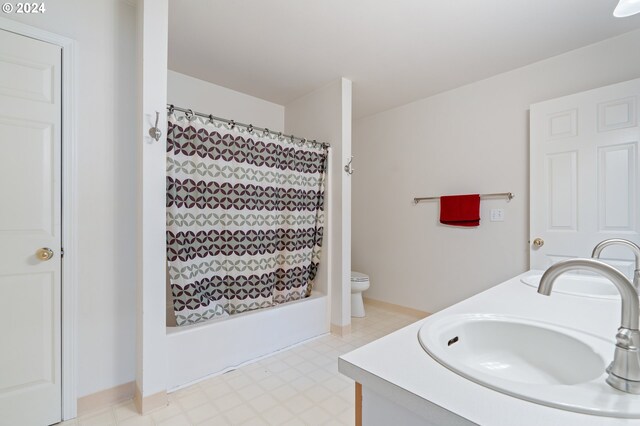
592 238 640 291
538 258 640 394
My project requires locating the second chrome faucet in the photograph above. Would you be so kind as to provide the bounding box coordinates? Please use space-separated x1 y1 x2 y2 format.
591 238 640 291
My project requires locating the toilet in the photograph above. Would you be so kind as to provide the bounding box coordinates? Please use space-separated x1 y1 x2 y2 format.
350 271 370 318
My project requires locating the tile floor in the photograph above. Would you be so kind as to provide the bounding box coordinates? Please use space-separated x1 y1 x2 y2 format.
61 304 420 426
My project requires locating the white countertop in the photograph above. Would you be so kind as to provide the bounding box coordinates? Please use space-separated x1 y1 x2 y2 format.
338 271 640 426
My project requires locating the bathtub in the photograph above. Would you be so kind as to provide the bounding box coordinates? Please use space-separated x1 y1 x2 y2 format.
166 292 329 390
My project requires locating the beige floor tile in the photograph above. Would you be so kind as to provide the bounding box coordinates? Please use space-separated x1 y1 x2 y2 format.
202 381 233 399
261 405 294 425
240 417 269 426
78 408 116 426
258 375 286 391
150 403 183 424
277 367 302 383
184 402 219 424
289 375 315 392
303 385 333 403
248 393 279 412
112 401 138 422
197 414 232 425
223 404 258 424
297 406 332 424
177 389 209 411
212 391 244 413
245 367 272 382
320 395 352 416
117 416 153 426
263 359 290 373
226 373 253 390
270 384 299 402
280 418 306 426
236 382 266 401
155 413 192 426
295 361 319 375
282 353 305 366
307 368 334 383
321 377 351 393
338 407 356 425
283 394 313 415
324 420 349 426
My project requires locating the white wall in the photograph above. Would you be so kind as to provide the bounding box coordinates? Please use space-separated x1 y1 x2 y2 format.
353 29 640 314
4 0 138 397
285 78 352 329
167 71 284 131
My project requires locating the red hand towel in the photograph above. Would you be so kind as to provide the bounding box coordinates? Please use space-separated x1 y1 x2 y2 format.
440 194 481 227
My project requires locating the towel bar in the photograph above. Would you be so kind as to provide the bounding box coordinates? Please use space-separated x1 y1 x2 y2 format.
413 192 514 204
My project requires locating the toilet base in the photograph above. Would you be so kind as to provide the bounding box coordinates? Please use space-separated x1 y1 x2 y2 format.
351 291 366 317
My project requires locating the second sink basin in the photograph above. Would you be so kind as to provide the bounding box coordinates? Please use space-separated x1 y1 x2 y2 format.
521 271 618 299
418 314 640 418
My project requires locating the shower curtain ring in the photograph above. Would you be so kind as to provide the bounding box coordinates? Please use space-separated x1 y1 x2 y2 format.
186 109 194 120
230 120 235 129
264 128 270 137
291 135 295 143
248 124 254 132
168 104 175 114
277 132 283 140
208 114 214 124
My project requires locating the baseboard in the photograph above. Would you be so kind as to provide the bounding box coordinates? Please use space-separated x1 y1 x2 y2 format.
77 381 135 416
363 297 430 318
330 322 352 336
134 385 168 414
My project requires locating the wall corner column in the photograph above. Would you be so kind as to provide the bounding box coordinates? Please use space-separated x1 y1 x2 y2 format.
136 0 169 413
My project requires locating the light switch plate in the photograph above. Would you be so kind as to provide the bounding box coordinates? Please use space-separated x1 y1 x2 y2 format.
490 208 505 222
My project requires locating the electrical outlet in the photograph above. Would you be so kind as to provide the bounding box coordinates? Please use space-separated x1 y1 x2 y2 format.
490 208 505 222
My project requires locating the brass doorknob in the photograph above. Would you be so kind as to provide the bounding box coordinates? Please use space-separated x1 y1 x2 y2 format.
532 238 544 248
37 247 54 261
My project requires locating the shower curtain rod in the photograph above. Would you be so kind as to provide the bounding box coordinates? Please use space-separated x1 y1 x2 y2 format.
168 104 330 149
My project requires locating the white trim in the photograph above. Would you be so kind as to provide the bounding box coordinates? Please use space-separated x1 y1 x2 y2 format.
0 17 79 420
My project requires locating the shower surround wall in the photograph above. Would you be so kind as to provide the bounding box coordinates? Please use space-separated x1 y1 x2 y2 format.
352 29 640 315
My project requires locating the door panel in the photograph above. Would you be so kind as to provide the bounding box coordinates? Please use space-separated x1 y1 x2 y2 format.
530 78 640 276
0 29 62 426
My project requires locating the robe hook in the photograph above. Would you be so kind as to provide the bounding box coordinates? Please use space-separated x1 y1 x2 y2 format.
344 156 354 175
148 111 162 141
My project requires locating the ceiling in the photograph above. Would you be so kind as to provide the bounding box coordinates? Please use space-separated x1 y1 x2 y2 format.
168 0 640 119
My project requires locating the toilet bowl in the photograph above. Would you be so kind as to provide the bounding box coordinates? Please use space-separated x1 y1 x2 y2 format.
351 271 370 318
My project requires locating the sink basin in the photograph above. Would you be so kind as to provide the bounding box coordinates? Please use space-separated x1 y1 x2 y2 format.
418 314 640 418
521 271 618 299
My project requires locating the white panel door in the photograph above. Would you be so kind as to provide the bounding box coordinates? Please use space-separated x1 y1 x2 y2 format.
0 29 62 425
530 78 640 277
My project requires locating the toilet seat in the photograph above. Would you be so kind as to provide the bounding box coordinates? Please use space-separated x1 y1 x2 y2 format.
351 271 369 282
